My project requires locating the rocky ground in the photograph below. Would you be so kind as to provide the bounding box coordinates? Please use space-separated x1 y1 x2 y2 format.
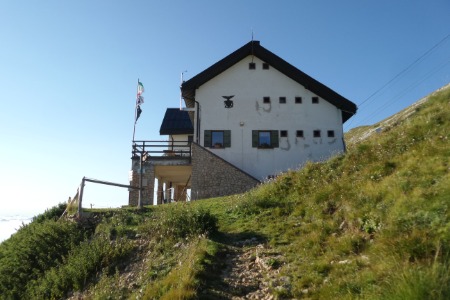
68 234 289 299
200 237 290 299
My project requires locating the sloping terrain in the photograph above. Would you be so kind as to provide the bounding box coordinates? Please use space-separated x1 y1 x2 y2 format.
346 83 450 145
0 84 449 299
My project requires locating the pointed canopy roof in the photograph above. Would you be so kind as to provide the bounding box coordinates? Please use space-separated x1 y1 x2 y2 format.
181 40 357 122
159 108 193 135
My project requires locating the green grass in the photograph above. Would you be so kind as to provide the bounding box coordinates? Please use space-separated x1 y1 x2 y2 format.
0 85 449 299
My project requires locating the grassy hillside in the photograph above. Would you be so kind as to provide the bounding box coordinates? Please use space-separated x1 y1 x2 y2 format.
0 84 449 299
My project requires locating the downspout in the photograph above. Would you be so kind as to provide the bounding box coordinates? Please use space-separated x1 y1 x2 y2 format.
195 100 200 143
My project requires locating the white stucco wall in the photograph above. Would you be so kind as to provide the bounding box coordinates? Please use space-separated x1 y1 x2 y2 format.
167 134 192 156
194 56 345 180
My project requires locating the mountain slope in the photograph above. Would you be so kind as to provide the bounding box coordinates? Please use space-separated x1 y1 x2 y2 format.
0 84 449 299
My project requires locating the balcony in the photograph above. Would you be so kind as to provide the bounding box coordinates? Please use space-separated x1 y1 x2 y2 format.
132 140 192 164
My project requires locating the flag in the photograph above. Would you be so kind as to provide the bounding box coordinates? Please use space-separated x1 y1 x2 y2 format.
137 80 144 95
137 94 144 105
135 80 144 123
136 105 142 122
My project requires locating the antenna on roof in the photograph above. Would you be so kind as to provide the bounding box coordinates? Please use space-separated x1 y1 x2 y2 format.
180 70 187 110
251 28 255 62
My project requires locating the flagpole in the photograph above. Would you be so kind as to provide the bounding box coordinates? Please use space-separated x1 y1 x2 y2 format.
132 78 144 209
132 113 137 142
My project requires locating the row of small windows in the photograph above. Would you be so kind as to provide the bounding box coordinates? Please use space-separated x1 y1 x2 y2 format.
300 130 335 138
285 130 334 138
263 96 319 104
204 129 335 149
249 62 270 70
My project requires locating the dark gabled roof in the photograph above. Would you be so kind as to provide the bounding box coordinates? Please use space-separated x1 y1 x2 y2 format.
159 108 193 135
181 40 357 122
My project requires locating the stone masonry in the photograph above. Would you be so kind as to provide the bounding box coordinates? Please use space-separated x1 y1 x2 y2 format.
190 143 260 200
128 157 154 206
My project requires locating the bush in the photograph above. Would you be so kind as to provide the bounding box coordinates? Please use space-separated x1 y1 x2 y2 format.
32 202 67 223
144 204 218 240
0 219 85 299
26 235 134 299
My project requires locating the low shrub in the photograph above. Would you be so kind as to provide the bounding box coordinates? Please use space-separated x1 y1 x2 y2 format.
140 204 218 240
26 233 134 299
32 202 67 223
0 219 85 299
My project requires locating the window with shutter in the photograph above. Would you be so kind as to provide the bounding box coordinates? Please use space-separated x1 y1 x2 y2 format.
204 130 231 148
252 130 279 148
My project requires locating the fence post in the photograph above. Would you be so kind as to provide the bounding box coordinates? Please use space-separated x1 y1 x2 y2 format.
78 177 85 217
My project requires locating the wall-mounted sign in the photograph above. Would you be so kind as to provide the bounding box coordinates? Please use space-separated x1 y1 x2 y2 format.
222 95 234 108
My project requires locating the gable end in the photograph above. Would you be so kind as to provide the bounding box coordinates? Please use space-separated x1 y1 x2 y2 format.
181 41 357 122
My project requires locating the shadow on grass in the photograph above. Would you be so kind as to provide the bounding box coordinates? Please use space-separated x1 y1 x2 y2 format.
211 230 268 248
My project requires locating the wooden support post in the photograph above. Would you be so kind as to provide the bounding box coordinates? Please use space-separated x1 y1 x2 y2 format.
138 153 143 209
78 177 85 218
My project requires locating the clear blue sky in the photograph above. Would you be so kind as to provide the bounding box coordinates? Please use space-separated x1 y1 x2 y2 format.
1 1 449 215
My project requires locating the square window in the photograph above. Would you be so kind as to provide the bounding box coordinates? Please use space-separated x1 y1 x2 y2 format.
259 131 271 147
279 97 286 104
262 62 270 69
263 97 271 104
249 62 256 69
313 130 321 138
280 130 288 137
327 130 335 138
296 130 304 138
312 97 319 104
211 131 224 148
295 97 302 104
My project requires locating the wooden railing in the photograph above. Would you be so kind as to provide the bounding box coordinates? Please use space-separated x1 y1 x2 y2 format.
132 140 192 158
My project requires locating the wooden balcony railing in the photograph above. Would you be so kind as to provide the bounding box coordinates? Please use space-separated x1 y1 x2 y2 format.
132 140 192 159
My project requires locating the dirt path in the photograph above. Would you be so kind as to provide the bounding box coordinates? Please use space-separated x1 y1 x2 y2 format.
67 235 290 299
200 237 290 299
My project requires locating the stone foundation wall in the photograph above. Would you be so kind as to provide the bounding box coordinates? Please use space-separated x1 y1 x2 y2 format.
191 143 260 200
128 158 154 206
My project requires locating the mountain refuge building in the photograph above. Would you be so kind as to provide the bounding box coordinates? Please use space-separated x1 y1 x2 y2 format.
129 40 357 205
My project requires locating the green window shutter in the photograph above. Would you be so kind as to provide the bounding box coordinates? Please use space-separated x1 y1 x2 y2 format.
224 130 231 147
252 130 259 148
271 130 279 148
252 130 258 147
204 130 211 147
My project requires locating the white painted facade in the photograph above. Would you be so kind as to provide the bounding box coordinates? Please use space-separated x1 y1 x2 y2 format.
167 134 192 156
194 55 345 180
